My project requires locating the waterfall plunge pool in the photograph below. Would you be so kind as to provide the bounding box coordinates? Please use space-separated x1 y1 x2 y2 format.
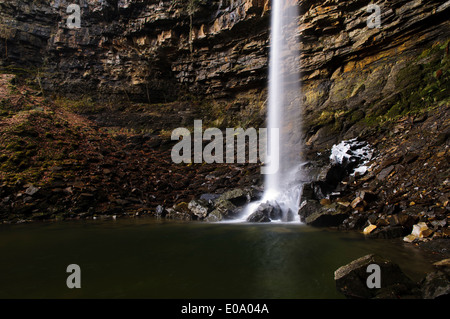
0 218 438 298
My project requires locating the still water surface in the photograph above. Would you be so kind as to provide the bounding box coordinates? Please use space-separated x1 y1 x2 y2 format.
0 218 438 298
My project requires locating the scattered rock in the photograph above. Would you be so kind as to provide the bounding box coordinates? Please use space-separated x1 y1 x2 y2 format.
403 153 419 164
376 218 390 227
363 224 377 235
377 165 395 180
412 222 432 238
24 185 39 196
351 197 364 209
403 234 418 243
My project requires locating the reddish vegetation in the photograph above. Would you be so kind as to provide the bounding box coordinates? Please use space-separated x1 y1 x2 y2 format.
0 74 259 222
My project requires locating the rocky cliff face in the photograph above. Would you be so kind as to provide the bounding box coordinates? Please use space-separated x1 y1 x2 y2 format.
0 0 271 102
1 0 449 142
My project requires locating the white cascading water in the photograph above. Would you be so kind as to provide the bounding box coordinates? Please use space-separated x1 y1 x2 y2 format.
239 0 304 222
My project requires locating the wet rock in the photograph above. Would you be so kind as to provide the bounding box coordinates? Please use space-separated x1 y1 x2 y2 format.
335 254 419 299
351 197 364 209
420 259 450 299
199 193 220 204
266 202 282 220
304 204 348 227
412 222 432 238
300 182 315 201
217 188 249 207
247 210 271 223
169 202 194 219
248 201 283 222
342 213 367 230
188 199 210 219
245 186 264 201
403 234 418 243
366 226 409 239
212 199 240 219
363 224 377 235
165 208 192 220
204 210 223 222
430 219 447 229
298 199 322 222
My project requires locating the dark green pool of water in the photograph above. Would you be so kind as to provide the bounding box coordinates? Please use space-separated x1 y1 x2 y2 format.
0 218 440 299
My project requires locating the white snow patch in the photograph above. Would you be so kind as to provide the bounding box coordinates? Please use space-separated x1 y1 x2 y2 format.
329 138 373 176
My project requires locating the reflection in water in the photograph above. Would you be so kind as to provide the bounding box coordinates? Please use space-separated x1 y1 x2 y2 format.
0 219 440 298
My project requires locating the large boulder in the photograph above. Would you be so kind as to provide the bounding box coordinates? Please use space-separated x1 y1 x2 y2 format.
246 201 283 223
199 193 220 204
216 188 249 207
366 225 410 239
298 199 322 222
334 254 420 299
188 199 211 219
247 210 271 223
247 201 296 223
303 203 348 227
211 199 241 219
420 259 450 299
204 209 223 222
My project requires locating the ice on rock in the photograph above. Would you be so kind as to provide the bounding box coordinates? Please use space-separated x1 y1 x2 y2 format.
330 138 373 176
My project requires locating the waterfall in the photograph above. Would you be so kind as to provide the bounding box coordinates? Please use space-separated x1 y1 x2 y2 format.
240 0 304 222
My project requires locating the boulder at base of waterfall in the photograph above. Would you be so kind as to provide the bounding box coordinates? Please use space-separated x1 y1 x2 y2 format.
263 201 283 220
334 254 420 299
211 199 241 219
246 202 281 222
247 210 271 223
298 199 322 222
